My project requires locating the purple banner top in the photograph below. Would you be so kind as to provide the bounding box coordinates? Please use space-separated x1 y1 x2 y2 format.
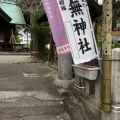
41 0 70 54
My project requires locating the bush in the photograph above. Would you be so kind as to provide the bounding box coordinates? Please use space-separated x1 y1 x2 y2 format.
30 10 50 55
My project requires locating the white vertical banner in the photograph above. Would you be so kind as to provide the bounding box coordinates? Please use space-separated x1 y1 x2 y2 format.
56 0 99 65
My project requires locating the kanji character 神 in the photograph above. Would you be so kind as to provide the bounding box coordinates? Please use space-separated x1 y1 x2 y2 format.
73 18 86 36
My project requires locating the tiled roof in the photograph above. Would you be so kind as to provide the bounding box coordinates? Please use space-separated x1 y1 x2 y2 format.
0 0 26 24
0 7 12 22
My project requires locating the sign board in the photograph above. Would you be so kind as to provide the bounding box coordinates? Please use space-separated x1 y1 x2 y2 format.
56 0 99 64
41 0 70 54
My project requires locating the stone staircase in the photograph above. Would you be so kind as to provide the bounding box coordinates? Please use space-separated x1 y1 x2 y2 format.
0 98 70 120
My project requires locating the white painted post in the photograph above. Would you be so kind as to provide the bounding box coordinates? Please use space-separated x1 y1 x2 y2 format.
111 48 120 120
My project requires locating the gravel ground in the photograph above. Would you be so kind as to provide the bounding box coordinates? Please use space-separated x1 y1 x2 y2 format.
0 55 34 63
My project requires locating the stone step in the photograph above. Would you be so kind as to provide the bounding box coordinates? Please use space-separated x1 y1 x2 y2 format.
0 99 64 118
0 52 30 55
0 113 70 120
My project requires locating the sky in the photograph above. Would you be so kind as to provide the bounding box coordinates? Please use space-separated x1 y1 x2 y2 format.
98 0 103 4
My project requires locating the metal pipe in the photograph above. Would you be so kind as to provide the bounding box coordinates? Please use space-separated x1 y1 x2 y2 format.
74 84 85 89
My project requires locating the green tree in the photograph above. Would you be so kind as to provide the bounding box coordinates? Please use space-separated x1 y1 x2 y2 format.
112 0 120 30
95 0 120 30
23 25 30 48
30 9 50 55
14 25 23 43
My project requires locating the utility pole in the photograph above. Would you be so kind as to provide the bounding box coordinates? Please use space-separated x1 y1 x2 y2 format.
102 0 112 112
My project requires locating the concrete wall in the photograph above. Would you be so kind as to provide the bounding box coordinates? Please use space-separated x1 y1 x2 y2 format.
72 49 120 120
111 48 120 120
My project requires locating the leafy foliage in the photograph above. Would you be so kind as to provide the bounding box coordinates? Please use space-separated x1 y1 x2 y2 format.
95 0 120 30
112 39 120 48
112 0 120 30
30 10 50 54
95 1 120 50
14 25 22 43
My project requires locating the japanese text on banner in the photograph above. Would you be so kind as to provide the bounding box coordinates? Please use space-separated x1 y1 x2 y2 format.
41 0 70 54
56 0 99 64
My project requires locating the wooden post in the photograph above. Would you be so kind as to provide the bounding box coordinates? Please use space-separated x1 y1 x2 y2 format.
9 29 16 44
101 0 112 112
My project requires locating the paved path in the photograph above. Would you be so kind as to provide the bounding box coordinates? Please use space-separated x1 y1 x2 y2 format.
0 55 70 120
0 55 33 63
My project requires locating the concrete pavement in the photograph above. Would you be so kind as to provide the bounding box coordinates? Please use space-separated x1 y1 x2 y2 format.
0 54 70 120
0 54 32 64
